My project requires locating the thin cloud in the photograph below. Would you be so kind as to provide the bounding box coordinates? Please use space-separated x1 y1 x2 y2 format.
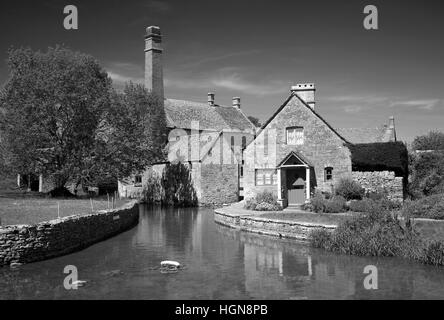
106 61 144 89
343 105 363 113
389 99 441 110
166 72 287 96
179 50 262 69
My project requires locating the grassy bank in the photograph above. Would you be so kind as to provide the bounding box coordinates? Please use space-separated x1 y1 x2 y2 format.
310 209 444 267
0 196 130 226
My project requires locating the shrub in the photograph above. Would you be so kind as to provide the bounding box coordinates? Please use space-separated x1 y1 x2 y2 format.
311 208 420 257
335 178 365 201
421 241 444 266
401 194 444 220
349 198 378 213
308 191 326 213
409 151 444 198
324 196 347 213
348 197 400 213
310 205 444 267
305 192 346 213
244 190 282 211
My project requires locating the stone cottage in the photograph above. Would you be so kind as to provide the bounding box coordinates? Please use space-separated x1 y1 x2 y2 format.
243 84 406 207
118 26 256 204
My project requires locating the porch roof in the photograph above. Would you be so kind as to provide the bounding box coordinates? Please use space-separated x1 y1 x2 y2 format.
277 151 313 168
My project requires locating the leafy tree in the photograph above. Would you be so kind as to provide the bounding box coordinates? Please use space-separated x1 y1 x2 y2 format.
412 130 444 151
0 46 167 194
247 115 262 128
103 82 167 180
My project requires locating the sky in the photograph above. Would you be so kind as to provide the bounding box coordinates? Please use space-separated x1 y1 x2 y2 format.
0 0 443 142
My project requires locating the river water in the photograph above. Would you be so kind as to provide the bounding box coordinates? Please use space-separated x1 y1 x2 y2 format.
1 205 444 300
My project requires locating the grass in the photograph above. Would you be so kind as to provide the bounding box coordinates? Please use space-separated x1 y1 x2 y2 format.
0 176 130 226
0 196 130 226
257 211 357 226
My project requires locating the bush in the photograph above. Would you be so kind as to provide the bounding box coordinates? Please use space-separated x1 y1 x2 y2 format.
422 241 444 266
324 196 347 213
310 205 444 267
409 151 444 198
311 208 421 257
305 192 346 213
244 190 282 211
401 194 444 220
335 178 365 201
349 197 401 213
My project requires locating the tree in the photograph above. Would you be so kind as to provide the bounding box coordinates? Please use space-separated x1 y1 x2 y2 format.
412 130 444 151
0 46 167 194
247 115 262 128
103 82 167 180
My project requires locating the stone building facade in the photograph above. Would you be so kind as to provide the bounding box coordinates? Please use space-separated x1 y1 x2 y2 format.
118 27 255 205
243 84 401 207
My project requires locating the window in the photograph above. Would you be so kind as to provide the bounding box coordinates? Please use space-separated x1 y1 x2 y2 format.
264 131 269 155
242 136 247 150
255 169 278 186
208 148 212 157
286 127 304 145
231 136 235 151
134 175 142 186
325 167 333 181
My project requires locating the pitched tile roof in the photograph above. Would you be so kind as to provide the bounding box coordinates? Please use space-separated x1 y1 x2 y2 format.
335 125 395 144
164 99 254 132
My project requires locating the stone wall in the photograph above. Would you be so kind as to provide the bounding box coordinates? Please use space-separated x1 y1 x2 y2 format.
214 209 336 241
352 171 404 201
0 201 139 267
200 164 239 205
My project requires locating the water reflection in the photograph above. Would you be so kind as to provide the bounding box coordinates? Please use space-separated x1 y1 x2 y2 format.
1 205 444 299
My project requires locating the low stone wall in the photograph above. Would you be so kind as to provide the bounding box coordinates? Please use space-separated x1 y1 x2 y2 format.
214 209 336 241
0 201 139 267
352 171 404 202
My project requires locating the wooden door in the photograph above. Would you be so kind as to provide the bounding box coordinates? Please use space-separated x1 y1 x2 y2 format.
287 169 305 204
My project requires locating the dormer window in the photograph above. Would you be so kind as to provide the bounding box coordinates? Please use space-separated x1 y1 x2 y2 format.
286 127 304 145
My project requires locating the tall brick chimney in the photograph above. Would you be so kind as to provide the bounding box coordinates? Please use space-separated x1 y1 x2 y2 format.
145 26 164 101
291 83 316 109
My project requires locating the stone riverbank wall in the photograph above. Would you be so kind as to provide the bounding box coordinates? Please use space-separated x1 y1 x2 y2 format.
214 208 336 241
0 201 139 267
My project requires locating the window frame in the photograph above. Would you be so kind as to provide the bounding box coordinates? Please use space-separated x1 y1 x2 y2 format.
286 126 304 145
255 169 278 186
324 167 333 182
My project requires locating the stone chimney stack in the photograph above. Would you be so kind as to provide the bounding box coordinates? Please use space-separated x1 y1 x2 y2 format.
291 83 316 109
145 26 164 101
232 97 241 109
386 116 397 141
208 93 215 106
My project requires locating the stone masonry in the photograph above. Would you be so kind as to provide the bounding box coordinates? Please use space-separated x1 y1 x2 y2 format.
352 171 404 202
0 201 139 267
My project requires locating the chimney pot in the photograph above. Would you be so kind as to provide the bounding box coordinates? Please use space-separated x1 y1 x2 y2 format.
232 97 241 109
291 83 316 109
208 93 215 106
